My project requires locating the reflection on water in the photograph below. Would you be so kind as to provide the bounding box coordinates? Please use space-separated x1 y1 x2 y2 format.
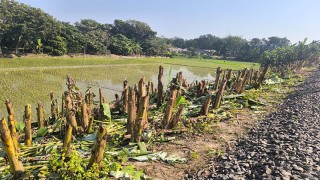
0 64 215 119
72 65 214 104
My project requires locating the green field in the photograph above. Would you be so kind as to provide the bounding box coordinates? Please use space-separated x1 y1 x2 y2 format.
0 56 258 69
0 57 259 119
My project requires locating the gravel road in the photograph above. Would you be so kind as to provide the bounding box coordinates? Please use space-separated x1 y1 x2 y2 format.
188 70 320 179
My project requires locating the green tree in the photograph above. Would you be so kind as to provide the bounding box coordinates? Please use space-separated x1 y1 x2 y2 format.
143 37 170 56
171 37 186 49
109 34 141 55
238 38 266 61
44 35 67 56
0 0 65 54
194 34 221 50
111 20 156 43
110 19 156 54
0 0 11 54
60 22 86 54
221 35 247 58
264 36 291 50
75 19 110 54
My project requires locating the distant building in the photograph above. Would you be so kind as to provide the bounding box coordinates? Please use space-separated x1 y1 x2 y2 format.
168 48 188 52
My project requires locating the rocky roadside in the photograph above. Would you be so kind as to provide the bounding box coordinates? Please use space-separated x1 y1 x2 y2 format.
187 70 320 180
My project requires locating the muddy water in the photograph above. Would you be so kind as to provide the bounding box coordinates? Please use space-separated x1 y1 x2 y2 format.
0 64 215 120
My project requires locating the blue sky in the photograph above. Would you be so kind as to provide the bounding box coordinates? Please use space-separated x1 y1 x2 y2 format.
17 0 320 43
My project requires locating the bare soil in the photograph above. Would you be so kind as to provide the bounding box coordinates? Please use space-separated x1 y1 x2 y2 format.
128 70 310 180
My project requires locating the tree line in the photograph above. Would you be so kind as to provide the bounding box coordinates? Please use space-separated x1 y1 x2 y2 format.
171 35 291 61
0 0 319 66
0 0 166 56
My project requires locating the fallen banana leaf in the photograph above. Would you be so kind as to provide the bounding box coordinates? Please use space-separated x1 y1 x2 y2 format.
223 94 244 99
137 142 147 154
112 118 127 124
37 127 48 137
166 155 188 165
110 167 147 180
248 98 268 106
250 106 263 110
154 136 176 142
130 151 187 165
254 111 267 114
82 133 97 141
264 77 283 84
102 103 112 120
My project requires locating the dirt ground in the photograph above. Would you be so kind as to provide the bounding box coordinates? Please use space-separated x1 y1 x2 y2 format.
128 70 310 180
130 109 272 180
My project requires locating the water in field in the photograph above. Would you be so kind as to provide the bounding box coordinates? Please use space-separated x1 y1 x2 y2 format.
0 64 215 119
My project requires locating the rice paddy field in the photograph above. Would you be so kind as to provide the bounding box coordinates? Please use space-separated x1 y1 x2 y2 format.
0 56 258 119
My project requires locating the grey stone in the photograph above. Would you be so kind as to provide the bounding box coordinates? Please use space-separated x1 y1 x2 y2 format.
265 167 272 175
300 173 310 178
280 170 291 177
190 70 320 179
292 164 304 172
